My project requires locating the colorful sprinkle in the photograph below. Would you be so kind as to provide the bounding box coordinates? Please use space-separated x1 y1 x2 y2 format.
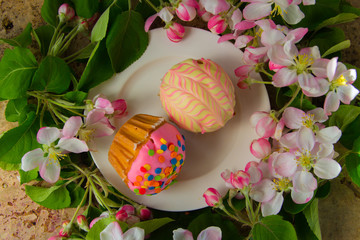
144 164 151 170
176 135 182 141
159 173 165 179
140 167 147 173
148 186 155 190
134 188 139 193
177 140 181 147
148 149 155 156
154 175 162 181
144 173 150 179
170 152 177 158
147 174 154 181
180 159 184 165
176 155 182 161
174 146 178 152
160 138 167 144
139 188 146 195
170 158 177 165
182 135 185 140
169 144 175 151
155 168 162 174
155 188 162 193
161 144 167 151
157 149 164 154
136 175 143 182
144 181 150 186
182 145 185 151
158 155 165 163
134 182 140 187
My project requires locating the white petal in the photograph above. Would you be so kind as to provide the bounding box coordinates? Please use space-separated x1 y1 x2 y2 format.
297 127 315 151
21 148 46 171
198 226 222 240
243 3 272 21
279 132 298 149
249 179 276 202
39 158 61 184
282 107 304 129
327 57 338 82
299 74 329 97
159 7 174 22
261 192 284 217
268 44 293 67
37 127 61 145
272 68 298 87
282 4 305 25
261 29 285 47
86 109 106 125
57 138 89 153
291 189 313 204
324 91 340 115
316 126 341 144
100 221 123 240
311 58 330 78
274 152 297 177
337 85 359 104
62 116 82 138
292 171 317 192
314 158 341 179
173 228 194 240
315 143 334 158
123 227 145 240
308 108 328 123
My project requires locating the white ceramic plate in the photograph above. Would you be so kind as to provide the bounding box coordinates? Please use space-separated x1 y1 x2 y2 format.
88 27 270 211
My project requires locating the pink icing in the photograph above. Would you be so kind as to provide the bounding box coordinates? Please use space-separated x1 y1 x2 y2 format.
126 123 186 195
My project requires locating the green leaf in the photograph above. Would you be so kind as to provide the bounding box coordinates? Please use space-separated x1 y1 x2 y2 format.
294 213 319 240
315 181 331 199
322 40 351 57
25 184 71 209
86 217 127 240
252 215 298 240
340 114 360 149
0 47 38 99
66 182 86 208
19 169 38 184
63 91 88 104
0 112 40 164
345 152 360 187
106 10 148 73
133 218 174 236
303 199 322 240
187 211 244 240
310 27 345 58
31 56 71 93
0 23 33 48
70 42 97 61
72 0 99 18
328 105 360 131
283 194 313 214
5 98 28 122
353 137 360 154
33 25 55 56
0 161 20 171
77 40 114 91
41 0 64 26
91 8 110 43
315 13 358 31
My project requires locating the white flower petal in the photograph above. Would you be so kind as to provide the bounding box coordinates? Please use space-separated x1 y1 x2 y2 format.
324 91 340 115
100 221 123 240
198 226 222 240
291 189 313 204
261 192 284 217
316 126 341 144
292 171 317 192
327 57 338 82
297 127 315 151
39 158 61 184
337 85 359 104
243 3 272 21
314 158 341 179
37 127 61 145
308 108 328 123
62 116 82 138
274 152 298 177
57 138 89 153
283 107 304 129
21 148 46 171
123 227 145 240
173 228 194 240
279 132 298 149
250 179 276 202
272 68 298 87
282 4 305 25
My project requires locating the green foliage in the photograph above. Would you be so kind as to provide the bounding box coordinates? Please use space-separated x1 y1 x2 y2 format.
106 10 148 73
33 25 55 56
41 0 64 26
133 218 174 236
252 215 298 240
19 169 39 185
5 98 28 123
328 105 360 131
91 8 110 43
0 47 38 99
303 199 322 240
346 152 360 187
25 184 71 209
322 40 350 57
309 27 346 58
72 0 99 18
86 217 127 240
283 194 313 214
66 182 86 208
0 23 33 48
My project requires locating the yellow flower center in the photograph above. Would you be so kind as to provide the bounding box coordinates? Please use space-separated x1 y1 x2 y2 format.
330 74 347 90
294 54 314 74
273 177 291 192
301 113 315 129
271 4 286 17
47 148 65 167
79 128 95 142
297 150 314 170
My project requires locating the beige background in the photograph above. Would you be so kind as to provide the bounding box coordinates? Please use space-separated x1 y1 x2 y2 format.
0 0 360 239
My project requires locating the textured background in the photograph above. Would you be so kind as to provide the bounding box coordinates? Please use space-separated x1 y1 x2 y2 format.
0 0 360 239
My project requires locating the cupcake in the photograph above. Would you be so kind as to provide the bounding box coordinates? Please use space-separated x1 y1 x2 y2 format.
108 114 185 195
160 58 236 134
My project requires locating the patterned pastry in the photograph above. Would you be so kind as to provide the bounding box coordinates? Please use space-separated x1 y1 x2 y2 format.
108 114 185 195
160 58 235 133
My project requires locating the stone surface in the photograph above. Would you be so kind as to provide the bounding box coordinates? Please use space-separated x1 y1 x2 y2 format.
0 1 360 240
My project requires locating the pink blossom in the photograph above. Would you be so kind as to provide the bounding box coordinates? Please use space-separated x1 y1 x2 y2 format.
76 215 89 231
144 7 174 32
166 22 185 42
250 138 272 159
100 221 144 240
94 96 114 114
245 161 263 184
208 15 227 34
173 226 222 240
203 188 223 207
231 170 250 189
176 1 197 21
199 0 230 15
139 207 152 221
58 3 75 23
250 111 278 138
111 99 127 118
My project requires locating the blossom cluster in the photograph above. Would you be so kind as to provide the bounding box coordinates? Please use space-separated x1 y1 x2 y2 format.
21 95 126 184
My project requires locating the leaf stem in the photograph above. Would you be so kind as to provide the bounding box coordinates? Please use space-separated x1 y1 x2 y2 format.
69 185 89 226
275 85 301 118
145 0 159 12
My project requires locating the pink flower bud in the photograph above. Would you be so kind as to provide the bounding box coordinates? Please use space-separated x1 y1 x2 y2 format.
203 188 222 207
139 207 152 221
176 2 197 21
126 215 140 226
208 15 227 34
250 138 272 159
120 204 135 215
250 111 277 138
166 22 185 42
94 97 114 114
76 215 89 232
58 3 75 22
59 228 69 237
245 161 263 184
116 209 128 222
112 99 127 118
230 170 250 189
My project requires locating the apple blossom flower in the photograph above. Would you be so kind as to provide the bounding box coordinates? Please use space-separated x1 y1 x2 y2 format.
111 99 127 118
323 57 359 115
58 3 75 23
100 221 145 240
76 215 89 232
21 127 88 184
138 207 152 221
173 226 222 240
208 15 227 34
203 188 223 207
166 22 186 42
176 0 197 21
145 7 174 32
250 111 279 138
250 138 272 159
282 107 328 132
245 161 263 184
90 212 110 228
199 0 230 15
